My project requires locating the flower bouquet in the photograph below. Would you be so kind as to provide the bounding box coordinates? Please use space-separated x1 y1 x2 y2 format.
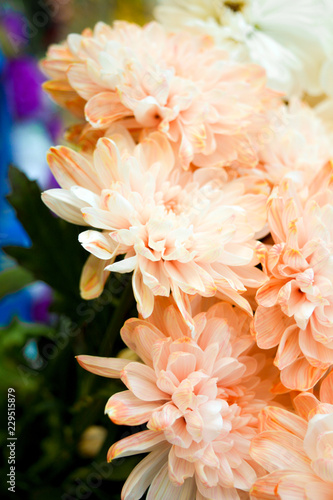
6 1 333 498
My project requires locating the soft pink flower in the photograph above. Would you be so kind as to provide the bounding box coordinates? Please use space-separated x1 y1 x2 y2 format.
250 371 333 499
253 174 333 391
41 20 279 169
42 129 268 325
77 299 275 500
250 99 333 193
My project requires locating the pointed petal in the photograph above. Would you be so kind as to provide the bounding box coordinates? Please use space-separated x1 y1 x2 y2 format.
76 355 130 378
108 430 165 461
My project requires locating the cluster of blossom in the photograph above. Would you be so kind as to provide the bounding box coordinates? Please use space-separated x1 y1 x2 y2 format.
40 6 333 499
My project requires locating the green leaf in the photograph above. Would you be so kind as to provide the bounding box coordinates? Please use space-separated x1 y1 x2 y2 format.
4 166 86 302
0 266 34 300
0 319 55 349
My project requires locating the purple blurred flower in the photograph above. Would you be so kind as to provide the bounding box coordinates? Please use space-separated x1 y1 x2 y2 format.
1 10 28 51
4 56 45 119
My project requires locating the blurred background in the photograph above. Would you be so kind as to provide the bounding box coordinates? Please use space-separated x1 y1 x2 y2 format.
0 1 155 498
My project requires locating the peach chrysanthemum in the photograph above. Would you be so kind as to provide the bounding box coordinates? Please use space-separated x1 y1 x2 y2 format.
41 20 279 169
250 371 333 499
252 99 333 193
42 129 268 325
253 174 333 391
77 299 275 500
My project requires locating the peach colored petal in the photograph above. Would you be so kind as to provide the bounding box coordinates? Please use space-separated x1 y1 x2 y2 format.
133 267 155 319
76 355 130 378
305 479 333 500
250 470 287 499
47 146 101 192
274 324 301 370
42 80 85 118
121 362 169 401
122 445 170 500
258 406 307 439
67 63 105 101
168 446 195 485
107 430 165 461
299 329 333 367
121 320 164 366
79 230 120 260
320 371 333 404
280 357 325 391
254 306 291 350
80 254 111 299
293 393 321 421
250 430 312 473
146 463 196 500
105 391 164 425
85 91 131 128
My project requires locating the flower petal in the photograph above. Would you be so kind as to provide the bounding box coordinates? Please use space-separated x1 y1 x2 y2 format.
280 357 325 391
121 318 164 367
105 390 163 425
80 254 111 299
107 430 166 461
258 406 307 438
85 91 131 128
76 355 130 378
121 362 169 401
250 430 312 473
146 463 196 500
47 146 100 192
121 444 170 500
320 371 333 404
42 189 88 225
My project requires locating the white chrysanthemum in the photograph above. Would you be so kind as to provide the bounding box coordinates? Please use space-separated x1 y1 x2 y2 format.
155 0 329 97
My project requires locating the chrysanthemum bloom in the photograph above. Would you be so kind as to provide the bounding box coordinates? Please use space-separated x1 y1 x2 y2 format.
155 0 328 97
42 130 268 325
77 299 276 499
251 99 333 193
41 20 278 170
250 371 333 499
253 176 333 391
